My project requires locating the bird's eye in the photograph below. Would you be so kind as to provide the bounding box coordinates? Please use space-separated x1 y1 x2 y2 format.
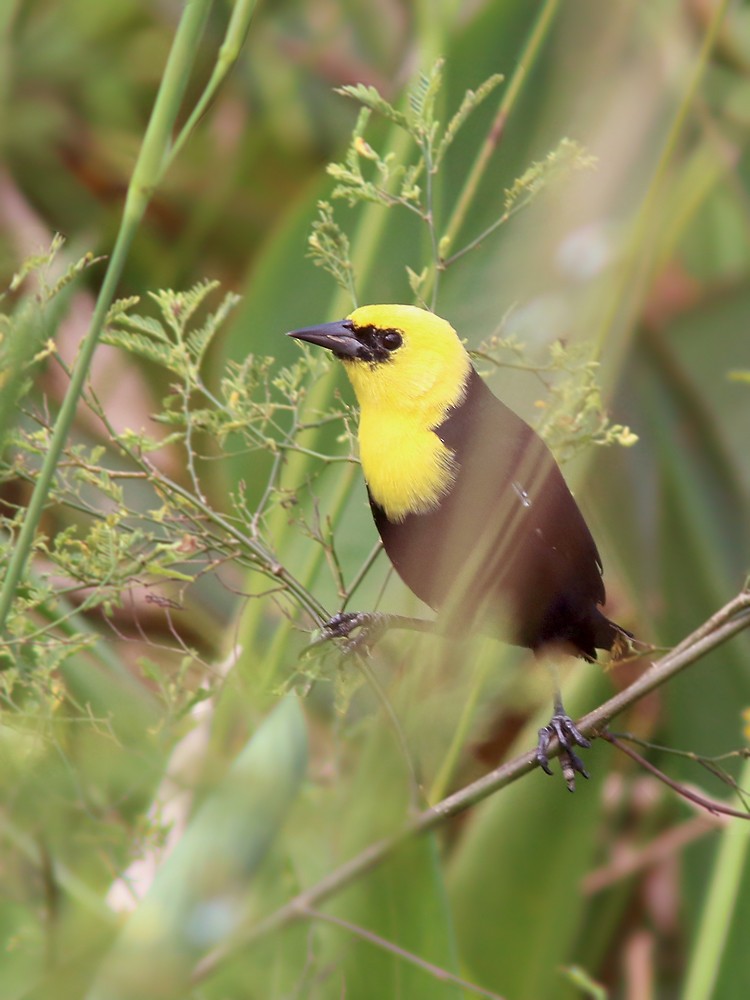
381 331 402 351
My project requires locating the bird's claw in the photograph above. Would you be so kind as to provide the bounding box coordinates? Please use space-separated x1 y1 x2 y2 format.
536 713 591 792
318 611 389 655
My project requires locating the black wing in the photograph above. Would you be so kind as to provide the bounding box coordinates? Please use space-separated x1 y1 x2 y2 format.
370 367 614 656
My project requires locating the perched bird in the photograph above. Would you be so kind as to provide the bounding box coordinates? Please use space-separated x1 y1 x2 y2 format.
288 304 630 788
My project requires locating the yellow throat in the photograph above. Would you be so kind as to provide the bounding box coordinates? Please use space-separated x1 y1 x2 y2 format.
341 305 472 522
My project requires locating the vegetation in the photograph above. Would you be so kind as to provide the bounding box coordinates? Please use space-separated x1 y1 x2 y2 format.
1 1 750 998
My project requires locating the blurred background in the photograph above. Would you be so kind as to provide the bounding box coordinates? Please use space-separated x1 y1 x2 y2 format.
1 0 750 997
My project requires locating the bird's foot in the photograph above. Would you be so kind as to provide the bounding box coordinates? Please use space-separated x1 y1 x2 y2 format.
318 611 391 655
536 712 591 792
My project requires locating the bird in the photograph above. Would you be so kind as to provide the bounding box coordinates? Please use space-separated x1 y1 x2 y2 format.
288 303 631 789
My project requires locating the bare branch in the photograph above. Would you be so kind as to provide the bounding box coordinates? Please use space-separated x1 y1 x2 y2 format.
192 586 750 983
601 732 750 820
304 906 508 1000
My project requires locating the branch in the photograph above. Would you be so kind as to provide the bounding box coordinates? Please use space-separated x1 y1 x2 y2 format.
601 733 750 821
192 586 750 983
303 907 507 1000
438 0 561 259
0 0 214 632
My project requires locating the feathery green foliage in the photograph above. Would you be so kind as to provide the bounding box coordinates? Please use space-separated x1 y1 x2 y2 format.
311 60 596 308
2 3 750 998
0 268 357 688
473 332 637 463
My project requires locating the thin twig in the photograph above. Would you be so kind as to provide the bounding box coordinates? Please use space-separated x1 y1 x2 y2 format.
591 0 732 360
439 0 561 258
342 540 383 609
0 0 214 631
601 733 750 820
605 732 750 809
303 907 507 1000
192 587 750 983
353 653 424 810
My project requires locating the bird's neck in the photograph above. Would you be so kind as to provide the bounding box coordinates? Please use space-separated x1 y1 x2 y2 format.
355 363 471 523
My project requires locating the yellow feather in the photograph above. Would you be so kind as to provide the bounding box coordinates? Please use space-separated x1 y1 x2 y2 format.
342 305 471 521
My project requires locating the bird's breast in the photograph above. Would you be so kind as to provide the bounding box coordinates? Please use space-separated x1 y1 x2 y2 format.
358 409 457 522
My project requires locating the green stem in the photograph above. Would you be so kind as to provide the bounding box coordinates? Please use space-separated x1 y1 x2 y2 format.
356 655 423 807
304 906 504 1000
683 755 750 1000
167 0 259 169
142 463 328 625
591 0 731 361
428 643 492 804
255 464 360 695
236 87 444 671
439 0 561 259
440 195 534 269
342 541 383 609
0 0 213 633
193 590 750 983
423 145 441 311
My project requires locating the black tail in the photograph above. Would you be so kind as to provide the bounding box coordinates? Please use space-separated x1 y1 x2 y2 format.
591 610 633 658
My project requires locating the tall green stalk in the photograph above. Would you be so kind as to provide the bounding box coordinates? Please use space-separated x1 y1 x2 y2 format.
0 0 259 635
0 0 208 631
440 0 561 258
235 74 448 677
423 0 563 799
591 0 732 365
683 756 750 1000
194 591 750 981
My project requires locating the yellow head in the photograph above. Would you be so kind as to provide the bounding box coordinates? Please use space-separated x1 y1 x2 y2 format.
288 304 472 520
288 303 471 418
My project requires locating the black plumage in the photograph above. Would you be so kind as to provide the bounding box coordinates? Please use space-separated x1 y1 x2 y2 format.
369 367 620 659
288 304 632 787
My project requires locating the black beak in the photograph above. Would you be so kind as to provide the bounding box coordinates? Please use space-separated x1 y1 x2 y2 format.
287 320 360 358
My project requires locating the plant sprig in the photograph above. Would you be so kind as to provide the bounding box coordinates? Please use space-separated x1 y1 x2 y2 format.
309 59 596 309
1 271 356 700
473 331 638 464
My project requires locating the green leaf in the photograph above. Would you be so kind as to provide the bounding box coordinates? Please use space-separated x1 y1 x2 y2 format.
307 201 357 303
435 73 504 168
447 668 612 1000
149 279 221 338
101 328 175 367
335 83 410 130
406 58 444 136
503 137 597 216
107 312 170 340
85 695 308 1000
